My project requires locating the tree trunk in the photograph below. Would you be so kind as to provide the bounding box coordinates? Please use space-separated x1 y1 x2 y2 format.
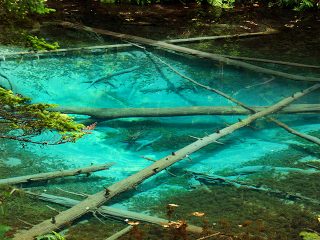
26 192 203 233
53 104 320 119
0 163 114 186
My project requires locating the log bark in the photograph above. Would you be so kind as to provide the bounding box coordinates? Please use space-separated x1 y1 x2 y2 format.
13 84 320 240
53 104 320 119
26 192 203 233
55 21 320 82
0 163 114 186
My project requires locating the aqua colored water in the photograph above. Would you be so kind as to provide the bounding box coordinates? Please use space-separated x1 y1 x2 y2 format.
0 47 319 205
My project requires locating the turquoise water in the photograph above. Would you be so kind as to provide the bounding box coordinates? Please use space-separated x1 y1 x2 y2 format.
1 47 320 203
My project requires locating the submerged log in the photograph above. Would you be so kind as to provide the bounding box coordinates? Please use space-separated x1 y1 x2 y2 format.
0 29 276 60
105 226 133 240
220 55 320 69
231 165 319 175
190 171 320 205
26 192 203 233
56 21 320 82
13 84 320 240
85 66 140 88
0 163 114 186
0 44 132 59
148 52 320 146
53 104 320 119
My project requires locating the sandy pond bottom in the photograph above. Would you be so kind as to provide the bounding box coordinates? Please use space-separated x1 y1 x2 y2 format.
0 47 320 239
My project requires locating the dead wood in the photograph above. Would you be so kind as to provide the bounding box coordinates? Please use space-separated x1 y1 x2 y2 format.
85 66 140 88
53 104 320 119
26 192 203 233
145 52 320 146
165 28 278 44
0 163 114 186
13 84 320 240
190 171 320 205
220 55 320 69
105 226 133 240
54 21 320 82
0 44 132 59
0 28 276 60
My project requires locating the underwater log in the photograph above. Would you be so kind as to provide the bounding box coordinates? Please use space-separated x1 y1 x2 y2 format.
0 44 133 59
219 54 320 69
190 171 320 205
105 226 133 240
26 192 203 234
0 163 114 186
53 104 320 119
86 66 140 88
147 52 320 146
55 21 320 82
13 84 320 240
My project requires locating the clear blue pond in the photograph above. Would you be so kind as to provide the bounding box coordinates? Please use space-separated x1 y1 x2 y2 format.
0 46 320 238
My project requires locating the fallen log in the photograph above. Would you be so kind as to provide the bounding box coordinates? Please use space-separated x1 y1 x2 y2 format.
220 55 320 69
55 21 320 82
230 165 319 175
147 52 320 146
53 104 320 119
2 41 319 70
105 226 133 240
0 44 132 59
13 84 320 240
190 171 320 205
165 28 278 44
0 29 276 60
0 163 114 186
26 192 203 233
85 66 140 88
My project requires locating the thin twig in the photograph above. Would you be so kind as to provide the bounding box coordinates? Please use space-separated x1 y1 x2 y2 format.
196 232 221 240
17 218 34 227
46 205 60 213
55 187 89 197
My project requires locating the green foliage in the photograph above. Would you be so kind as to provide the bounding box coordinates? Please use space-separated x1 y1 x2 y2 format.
0 87 86 144
1 0 55 17
205 0 235 8
300 231 320 240
26 35 60 51
269 0 319 10
0 224 11 240
36 232 66 240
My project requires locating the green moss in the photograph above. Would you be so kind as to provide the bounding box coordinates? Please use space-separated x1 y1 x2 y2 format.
26 35 59 51
300 231 320 240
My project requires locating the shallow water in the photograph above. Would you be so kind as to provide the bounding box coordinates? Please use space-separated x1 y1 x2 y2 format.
0 42 320 239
